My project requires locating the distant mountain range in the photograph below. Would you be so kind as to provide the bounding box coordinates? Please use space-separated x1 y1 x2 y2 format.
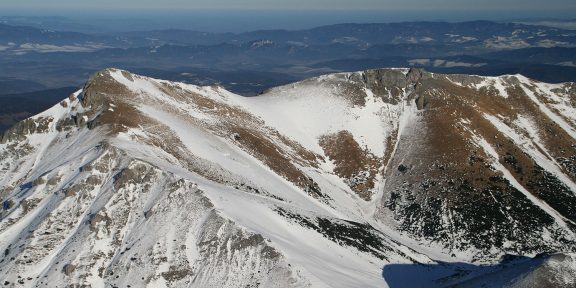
1 20 576 132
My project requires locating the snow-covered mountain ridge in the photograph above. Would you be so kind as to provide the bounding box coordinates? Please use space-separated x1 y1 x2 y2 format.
0 68 575 287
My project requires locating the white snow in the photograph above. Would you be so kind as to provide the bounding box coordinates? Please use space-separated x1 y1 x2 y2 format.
1 68 576 287
228 78 396 158
473 135 576 231
483 113 576 193
517 78 576 139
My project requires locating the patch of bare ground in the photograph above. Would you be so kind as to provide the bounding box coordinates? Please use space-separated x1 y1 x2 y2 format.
532 82 576 122
384 77 574 253
382 131 399 173
340 69 410 105
405 78 514 200
140 83 325 198
504 84 576 183
133 119 236 186
81 77 248 191
0 117 53 143
167 84 256 123
429 78 576 220
362 69 411 103
87 101 144 134
230 126 325 199
318 130 381 201
514 86 576 182
79 70 148 135
310 69 418 108
81 71 324 199
273 131 322 168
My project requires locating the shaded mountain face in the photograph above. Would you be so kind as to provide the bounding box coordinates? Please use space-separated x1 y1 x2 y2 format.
0 68 575 287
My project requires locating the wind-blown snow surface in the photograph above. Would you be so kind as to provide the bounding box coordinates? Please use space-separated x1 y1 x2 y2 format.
0 68 575 287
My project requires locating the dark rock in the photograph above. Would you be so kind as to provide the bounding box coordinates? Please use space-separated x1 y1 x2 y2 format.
398 164 408 173
81 69 131 109
415 93 429 110
55 117 76 132
0 119 36 144
406 68 423 84
32 177 46 187
2 200 14 210
144 209 154 219
62 264 76 276
89 212 111 231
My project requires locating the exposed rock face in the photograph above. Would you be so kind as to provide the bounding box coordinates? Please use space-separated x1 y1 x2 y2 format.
0 117 52 144
62 264 76 276
81 69 132 109
406 67 424 84
0 68 575 287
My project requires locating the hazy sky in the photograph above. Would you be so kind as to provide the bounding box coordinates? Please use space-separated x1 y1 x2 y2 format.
3 0 575 11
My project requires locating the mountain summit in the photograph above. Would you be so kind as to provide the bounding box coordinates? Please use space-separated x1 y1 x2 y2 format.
1 68 575 287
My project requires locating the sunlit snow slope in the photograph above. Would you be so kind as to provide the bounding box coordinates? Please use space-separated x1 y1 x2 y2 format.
0 68 575 287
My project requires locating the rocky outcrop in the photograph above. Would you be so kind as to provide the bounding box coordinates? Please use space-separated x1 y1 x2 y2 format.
81 69 130 110
0 117 52 144
406 67 424 84
62 264 76 276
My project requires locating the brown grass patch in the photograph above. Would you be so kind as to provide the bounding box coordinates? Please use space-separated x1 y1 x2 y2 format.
319 130 381 200
230 126 323 198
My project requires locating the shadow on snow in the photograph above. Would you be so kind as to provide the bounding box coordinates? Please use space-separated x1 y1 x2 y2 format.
382 254 552 288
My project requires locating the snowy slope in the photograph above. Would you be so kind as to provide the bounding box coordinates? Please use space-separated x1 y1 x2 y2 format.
0 68 575 287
